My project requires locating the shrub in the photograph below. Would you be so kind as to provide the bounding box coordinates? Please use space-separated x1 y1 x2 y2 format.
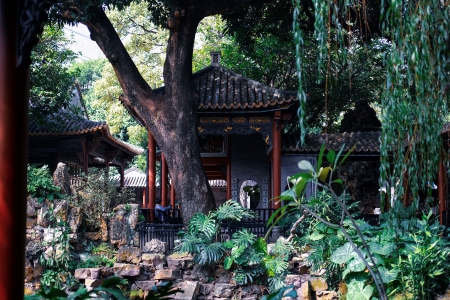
27 164 63 203
175 200 293 292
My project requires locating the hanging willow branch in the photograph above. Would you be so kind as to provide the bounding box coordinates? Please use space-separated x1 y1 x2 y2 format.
379 0 450 211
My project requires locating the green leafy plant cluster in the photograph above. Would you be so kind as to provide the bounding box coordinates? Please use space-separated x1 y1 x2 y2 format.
75 256 115 269
276 144 450 299
27 164 63 203
26 277 180 300
175 200 293 292
39 219 74 290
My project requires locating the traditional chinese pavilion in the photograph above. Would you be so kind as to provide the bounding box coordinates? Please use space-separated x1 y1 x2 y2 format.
28 113 144 186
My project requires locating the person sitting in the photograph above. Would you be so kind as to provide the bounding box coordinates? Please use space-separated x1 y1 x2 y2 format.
154 198 172 223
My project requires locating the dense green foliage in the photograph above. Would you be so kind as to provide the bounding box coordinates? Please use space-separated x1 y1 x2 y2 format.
27 165 64 203
379 0 450 210
30 25 81 126
275 145 450 299
194 13 387 133
174 200 293 293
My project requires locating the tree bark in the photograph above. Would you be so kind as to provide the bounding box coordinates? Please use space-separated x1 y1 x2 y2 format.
81 0 269 222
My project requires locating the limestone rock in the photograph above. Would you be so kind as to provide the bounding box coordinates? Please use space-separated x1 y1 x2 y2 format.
52 162 71 196
100 217 109 242
85 278 104 288
297 281 311 300
85 232 103 241
175 281 200 300
316 290 337 300
436 286 450 300
27 196 37 217
113 263 141 277
117 246 142 264
143 239 167 254
167 255 193 269
285 275 308 288
110 204 139 246
309 277 328 292
189 264 215 283
154 269 182 280
37 201 49 227
101 267 114 277
25 241 44 257
43 227 63 244
26 217 37 229
68 206 82 233
26 228 43 244
33 258 44 278
215 268 232 283
53 200 69 222
24 260 34 283
74 268 101 279
199 283 214 296
214 283 236 298
135 280 157 291
142 253 166 266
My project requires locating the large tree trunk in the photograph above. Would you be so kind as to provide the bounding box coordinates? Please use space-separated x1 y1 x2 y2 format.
81 0 269 222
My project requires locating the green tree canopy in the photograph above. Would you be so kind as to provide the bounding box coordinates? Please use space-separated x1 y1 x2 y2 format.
30 24 79 125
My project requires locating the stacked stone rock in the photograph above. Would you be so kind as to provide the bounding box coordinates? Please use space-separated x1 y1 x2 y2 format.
73 239 267 299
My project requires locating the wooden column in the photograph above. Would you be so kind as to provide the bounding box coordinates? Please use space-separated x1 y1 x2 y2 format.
226 136 231 200
272 111 282 209
82 140 89 175
438 154 447 225
0 2 28 297
147 132 156 222
170 181 176 207
120 165 125 188
161 153 168 207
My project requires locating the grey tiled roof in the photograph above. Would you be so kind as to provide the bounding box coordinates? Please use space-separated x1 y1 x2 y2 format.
29 115 144 156
114 167 148 187
282 132 381 154
153 66 298 111
29 117 107 136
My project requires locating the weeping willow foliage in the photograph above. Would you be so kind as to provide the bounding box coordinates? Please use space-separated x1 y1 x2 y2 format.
379 0 450 210
293 0 349 143
292 0 450 211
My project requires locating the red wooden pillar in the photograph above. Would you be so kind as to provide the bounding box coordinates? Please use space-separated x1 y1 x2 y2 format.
438 154 447 225
161 153 168 207
170 181 176 207
0 1 28 297
272 111 282 209
147 131 156 222
226 136 231 200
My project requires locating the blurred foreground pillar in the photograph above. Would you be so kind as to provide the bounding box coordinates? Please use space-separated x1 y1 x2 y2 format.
0 1 28 298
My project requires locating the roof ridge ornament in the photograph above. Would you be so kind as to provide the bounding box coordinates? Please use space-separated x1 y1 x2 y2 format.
210 51 221 66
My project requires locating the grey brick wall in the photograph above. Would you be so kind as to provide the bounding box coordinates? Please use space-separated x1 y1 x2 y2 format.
281 155 317 199
230 133 270 208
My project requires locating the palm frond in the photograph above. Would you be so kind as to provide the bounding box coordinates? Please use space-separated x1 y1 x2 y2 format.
211 200 257 222
188 212 217 239
194 242 225 265
231 229 257 248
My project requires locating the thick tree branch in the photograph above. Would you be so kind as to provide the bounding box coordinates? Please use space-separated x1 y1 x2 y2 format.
82 7 159 128
196 0 273 18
